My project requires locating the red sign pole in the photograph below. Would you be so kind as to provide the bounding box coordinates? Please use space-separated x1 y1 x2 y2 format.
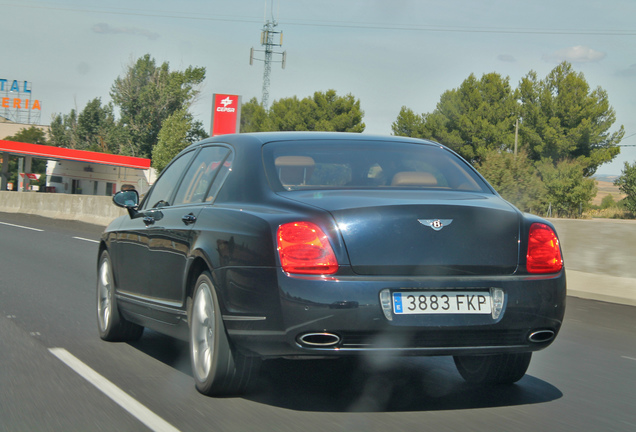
211 94 242 136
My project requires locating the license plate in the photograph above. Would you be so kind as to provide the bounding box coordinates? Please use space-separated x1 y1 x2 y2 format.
393 291 492 315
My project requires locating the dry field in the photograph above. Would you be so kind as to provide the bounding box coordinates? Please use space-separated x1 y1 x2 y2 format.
593 180 625 206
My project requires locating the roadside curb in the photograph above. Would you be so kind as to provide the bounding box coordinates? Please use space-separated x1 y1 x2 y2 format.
566 269 636 307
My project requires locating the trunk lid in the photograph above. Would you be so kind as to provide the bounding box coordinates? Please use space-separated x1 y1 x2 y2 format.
280 190 520 276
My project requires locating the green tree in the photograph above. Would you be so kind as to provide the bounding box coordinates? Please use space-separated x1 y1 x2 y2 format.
241 90 365 133
615 161 636 213
5 126 48 145
110 54 205 158
51 98 119 153
536 158 597 218
240 97 271 132
310 90 365 132
396 62 622 174
477 150 545 213
395 62 623 216
50 109 79 149
50 54 206 161
392 106 428 139
152 109 193 173
518 62 623 176
393 73 518 164
186 119 209 144
267 96 305 131
76 98 118 152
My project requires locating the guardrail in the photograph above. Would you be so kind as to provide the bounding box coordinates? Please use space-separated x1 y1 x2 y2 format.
0 191 126 227
1 191 634 306
549 219 636 307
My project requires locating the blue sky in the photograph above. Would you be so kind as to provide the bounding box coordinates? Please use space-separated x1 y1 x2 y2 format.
2 0 635 175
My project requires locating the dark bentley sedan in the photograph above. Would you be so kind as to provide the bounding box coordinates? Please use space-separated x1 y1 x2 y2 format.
97 132 565 396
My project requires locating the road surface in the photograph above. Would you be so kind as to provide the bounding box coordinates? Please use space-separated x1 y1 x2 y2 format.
0 212 634 431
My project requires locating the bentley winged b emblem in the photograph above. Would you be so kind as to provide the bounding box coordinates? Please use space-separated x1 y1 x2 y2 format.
418 219 453 231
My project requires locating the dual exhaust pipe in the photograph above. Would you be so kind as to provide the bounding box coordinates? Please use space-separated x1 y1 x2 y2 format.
528 329 555 343
297 329 555 348
297 332 341 347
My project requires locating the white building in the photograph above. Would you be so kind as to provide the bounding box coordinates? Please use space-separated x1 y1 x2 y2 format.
46 159 156 195
1 135 155 195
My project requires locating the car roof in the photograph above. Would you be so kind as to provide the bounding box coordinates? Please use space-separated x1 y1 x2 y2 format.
189 131 444 150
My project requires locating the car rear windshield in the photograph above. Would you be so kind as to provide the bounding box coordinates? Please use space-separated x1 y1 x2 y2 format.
263 140 492 193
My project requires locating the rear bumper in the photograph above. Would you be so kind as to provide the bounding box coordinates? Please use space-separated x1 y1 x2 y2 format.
222 268 566 358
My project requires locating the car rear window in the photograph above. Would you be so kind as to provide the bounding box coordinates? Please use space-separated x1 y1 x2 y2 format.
263 140 491 193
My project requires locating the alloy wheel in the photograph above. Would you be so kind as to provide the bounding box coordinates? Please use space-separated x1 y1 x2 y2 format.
191 282 215 382
97 256 112 331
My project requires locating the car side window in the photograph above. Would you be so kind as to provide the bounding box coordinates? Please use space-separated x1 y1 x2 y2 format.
173 146 231 206
206 151 234 202
141 150 195 210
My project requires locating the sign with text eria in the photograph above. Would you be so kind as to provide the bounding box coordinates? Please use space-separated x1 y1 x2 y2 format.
1 79 41 111
211 94 242 136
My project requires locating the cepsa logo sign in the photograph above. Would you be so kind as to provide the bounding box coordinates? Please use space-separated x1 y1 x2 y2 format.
217 96 236 113
0 79 41 110
211 94 241 136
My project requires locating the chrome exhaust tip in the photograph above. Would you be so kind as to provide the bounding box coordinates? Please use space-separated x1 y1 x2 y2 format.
298 332 341 347
528 329 555 343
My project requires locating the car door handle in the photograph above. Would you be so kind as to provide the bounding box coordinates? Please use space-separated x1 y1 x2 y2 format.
182 213 197 225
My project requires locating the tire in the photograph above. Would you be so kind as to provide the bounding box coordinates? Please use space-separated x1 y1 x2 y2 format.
189 272 259 396
453 352 532 385
97 250 144 342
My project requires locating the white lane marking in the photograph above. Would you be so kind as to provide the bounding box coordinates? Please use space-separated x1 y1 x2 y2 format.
48 348 181 432
73 237 100 244
622 356 636 362
0 221 44 232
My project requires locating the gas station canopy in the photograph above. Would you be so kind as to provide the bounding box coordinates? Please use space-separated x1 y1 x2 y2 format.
0 140 151 169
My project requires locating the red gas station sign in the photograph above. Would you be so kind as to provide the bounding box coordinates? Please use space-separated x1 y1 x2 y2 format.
211 94 241 136
19 173 41 180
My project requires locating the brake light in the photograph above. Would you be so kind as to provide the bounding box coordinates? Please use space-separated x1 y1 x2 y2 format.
277 222 338 274
526 223 563 274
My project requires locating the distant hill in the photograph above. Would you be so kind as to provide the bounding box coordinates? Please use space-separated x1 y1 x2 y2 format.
594 174 619 183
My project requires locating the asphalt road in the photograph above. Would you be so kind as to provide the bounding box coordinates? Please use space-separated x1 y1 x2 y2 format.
1 212 635 432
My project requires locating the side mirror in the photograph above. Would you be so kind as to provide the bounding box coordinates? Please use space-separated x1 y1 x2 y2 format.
113 190 139 209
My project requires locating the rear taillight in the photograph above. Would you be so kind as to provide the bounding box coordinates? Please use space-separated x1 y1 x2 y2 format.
526 223 563 274
277 222 338 275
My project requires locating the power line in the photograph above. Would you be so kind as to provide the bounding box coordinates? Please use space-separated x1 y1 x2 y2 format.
618 132 636 146
4 1 636 36
282 21 636 36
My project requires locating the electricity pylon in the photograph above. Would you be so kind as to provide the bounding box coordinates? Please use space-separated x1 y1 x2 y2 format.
250 17 286 109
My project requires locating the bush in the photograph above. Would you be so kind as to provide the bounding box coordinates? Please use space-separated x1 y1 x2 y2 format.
600 194 617 209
